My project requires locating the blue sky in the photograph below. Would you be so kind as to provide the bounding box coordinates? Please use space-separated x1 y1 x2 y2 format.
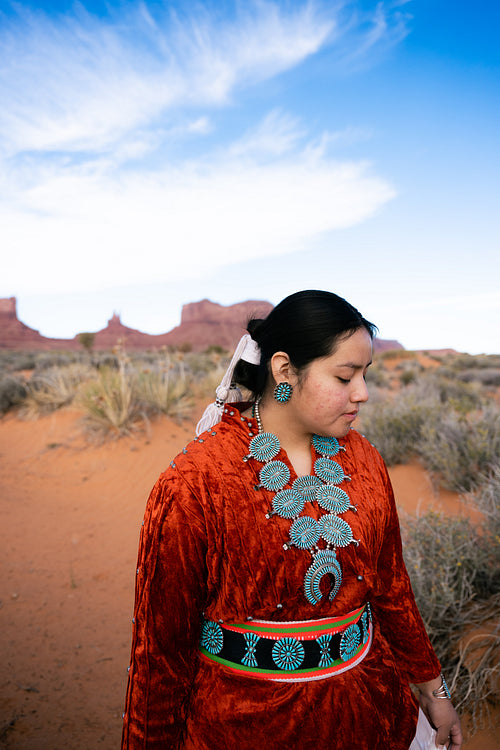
1 0 499 353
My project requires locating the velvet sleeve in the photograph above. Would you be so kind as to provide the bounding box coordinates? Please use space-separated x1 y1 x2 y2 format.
121 468 208 749
371 457 442 684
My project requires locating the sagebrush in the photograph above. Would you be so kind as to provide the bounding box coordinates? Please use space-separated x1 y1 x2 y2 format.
401 466 500 732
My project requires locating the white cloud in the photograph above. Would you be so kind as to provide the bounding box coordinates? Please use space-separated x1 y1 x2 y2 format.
2 138 395 294
0 1 404 297
187 117 212 135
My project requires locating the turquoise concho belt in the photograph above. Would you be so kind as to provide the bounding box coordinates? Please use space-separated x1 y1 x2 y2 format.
199 602 372 682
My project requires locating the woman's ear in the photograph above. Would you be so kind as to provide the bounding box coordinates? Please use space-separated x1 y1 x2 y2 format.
269 351 296 386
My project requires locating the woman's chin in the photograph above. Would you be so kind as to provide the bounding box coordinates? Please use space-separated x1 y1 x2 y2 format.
335 421 357 439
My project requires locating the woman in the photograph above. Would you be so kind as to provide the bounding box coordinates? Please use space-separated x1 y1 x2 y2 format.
121 290 462 749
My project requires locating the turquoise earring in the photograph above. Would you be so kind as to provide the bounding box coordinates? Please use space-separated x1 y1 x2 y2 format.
273 382 293 403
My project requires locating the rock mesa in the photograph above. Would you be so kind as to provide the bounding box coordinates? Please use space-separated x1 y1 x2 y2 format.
0 297 403 353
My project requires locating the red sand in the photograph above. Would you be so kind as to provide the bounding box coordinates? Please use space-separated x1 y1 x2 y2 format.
0 410 498 749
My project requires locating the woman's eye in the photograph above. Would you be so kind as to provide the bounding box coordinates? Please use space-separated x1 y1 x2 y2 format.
338 377 351 384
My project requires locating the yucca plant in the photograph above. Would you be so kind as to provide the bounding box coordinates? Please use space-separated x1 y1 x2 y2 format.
135 357 194 421
79 350 142 438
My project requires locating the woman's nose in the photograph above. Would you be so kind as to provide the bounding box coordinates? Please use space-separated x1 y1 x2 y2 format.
352 377 369 403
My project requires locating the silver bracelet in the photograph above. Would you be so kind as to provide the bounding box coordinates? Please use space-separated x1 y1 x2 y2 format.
432 673 451 700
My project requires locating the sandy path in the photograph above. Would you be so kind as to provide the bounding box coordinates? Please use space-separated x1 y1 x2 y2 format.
0 410 497 749
1 410 193 749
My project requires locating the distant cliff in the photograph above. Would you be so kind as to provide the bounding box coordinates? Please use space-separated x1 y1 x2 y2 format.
0 297 403 353
0 297 71 350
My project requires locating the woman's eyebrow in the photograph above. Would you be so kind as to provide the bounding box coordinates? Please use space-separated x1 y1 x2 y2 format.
336 360 372 369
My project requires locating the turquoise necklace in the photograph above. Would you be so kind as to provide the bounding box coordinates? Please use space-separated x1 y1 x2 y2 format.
244 399 359 606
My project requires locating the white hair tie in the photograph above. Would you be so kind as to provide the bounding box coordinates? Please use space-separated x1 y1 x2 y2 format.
195 334 261 435
240 334 261 365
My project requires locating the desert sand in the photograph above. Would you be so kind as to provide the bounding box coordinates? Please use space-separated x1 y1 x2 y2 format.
0 409 498 749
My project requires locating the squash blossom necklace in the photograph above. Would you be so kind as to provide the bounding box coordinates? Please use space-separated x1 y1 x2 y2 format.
244 398 359 606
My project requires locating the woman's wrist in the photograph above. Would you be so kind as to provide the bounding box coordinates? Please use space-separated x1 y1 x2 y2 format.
416 673 452 701
431 673 452 700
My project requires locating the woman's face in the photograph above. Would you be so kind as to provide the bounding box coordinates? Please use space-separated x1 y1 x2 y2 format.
288 327 373 440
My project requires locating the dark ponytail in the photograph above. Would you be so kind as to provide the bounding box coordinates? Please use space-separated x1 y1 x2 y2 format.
233 290 376 398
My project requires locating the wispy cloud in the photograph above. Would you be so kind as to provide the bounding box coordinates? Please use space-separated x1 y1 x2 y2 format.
327 0 412 72
0 1 334 156
0 1 406 296
227 110 306 158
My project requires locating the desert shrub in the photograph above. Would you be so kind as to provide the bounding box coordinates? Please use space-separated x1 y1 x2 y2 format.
91 352 120 369
129 351 159 367
402 493 500 730
452 613 500 734
418 409 500 491
0 375 28 414
480 354 500 368
466 465 500 595
0 350 37 374
360 371 496 477
365 364 390 388
404 511 487 630
424 352 446 364
449 353 481 370
395 359 423 372
359 394 436 465
411 372 482 413
175 342 192 353
379 349 416 361
21 364 91 417
399 369 418 386
204 344 227 355
471 464 500 520
442 352 500 373
32 352 83 370
186 351 230 380
458 368 500 387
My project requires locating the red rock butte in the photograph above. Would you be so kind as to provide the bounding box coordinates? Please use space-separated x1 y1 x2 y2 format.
0 296 402 353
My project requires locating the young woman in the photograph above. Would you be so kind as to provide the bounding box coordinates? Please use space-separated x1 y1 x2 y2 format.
121 290 462 750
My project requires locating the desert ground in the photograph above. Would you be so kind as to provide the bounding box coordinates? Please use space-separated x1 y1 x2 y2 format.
1 407 498 749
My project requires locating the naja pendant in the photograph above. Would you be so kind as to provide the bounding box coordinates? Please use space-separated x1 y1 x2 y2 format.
304 549 342 606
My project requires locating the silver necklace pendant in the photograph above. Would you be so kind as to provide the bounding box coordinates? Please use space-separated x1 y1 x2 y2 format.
304 549 343 606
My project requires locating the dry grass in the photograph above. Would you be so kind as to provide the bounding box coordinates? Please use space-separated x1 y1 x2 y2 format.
20 364 93 418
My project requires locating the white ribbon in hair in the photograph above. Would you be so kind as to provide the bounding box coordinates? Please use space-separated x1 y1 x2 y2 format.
240 334 261 364
195 334 261 435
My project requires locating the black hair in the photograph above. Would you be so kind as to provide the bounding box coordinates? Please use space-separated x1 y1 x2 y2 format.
233 290 377 398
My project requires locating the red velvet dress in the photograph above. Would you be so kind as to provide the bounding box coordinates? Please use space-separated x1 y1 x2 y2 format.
121 405 441 749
